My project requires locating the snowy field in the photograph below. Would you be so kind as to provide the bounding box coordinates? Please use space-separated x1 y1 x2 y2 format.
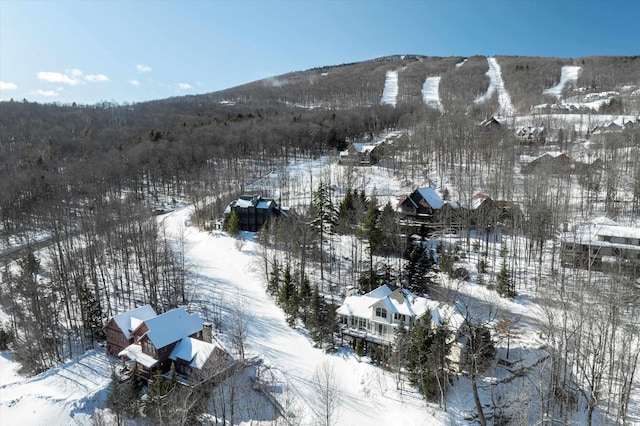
380 70 398 106
475 57 515 117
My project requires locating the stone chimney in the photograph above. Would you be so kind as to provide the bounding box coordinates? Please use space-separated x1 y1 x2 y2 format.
202 322 213 343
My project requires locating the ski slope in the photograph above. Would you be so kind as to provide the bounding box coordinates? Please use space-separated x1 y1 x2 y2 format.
474 57 515 116
422 76 443 110
380 70 398 106
543 65 581 97
0 350 112 426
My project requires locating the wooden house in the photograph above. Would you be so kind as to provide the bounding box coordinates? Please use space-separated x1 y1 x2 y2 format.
339 140 386 166
103 305 157 356
521 152 571 175
398 187 445 222
112 307 226 381
224 195 285 232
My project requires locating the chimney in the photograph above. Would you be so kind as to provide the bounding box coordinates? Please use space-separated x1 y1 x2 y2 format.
202 322 212 343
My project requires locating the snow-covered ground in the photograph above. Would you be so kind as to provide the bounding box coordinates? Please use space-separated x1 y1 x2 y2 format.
422 76 443 110
0 350 112 426
456 58 467 68
543 65 581 97
475 57 515 116
381 70 398 106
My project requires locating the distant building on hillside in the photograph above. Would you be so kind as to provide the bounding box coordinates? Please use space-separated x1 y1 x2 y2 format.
397 187 445 222
560 218 640 271
224 195 286 232
516 125 545 143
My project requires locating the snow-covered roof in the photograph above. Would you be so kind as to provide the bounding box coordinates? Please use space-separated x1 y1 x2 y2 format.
337 284 438 322
118 344 158 368
416 187 445 209
140 307 203 349
169 337 221 370
111 305 157 339
471 194 491 210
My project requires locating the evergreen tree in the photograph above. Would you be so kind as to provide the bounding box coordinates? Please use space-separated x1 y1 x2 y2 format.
404 243 434 294
226 210 240 236
279 264 298 327
298 272 312 323
79 283 105 343
310 181 337 281
496 260 516 298
406 314 441 401
268 258 280 296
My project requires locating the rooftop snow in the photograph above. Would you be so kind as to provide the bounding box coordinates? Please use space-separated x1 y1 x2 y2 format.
141 307 203 349
118 344 158 368
169 337 220 369
111 304 157 339
417 187 445 209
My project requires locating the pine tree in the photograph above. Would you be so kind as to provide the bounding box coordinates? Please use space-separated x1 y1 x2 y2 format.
310 181 337 281
279 264 298 327
406 314 441 401
226 210 240 236
496 260 516 298
268 258 280 296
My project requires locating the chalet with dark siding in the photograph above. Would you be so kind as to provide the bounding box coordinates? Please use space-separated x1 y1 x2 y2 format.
224 195 285 232
398 187 445 221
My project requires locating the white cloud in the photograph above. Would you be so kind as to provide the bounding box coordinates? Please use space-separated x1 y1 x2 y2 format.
136 64 152 73
32 89 59 97
128 79 140 87
0 81 18 90
37 71 80 85
69 69 83 78
85 74 109 82
177 83 193 90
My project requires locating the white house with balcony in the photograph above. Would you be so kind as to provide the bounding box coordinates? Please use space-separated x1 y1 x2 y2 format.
336 284 442 347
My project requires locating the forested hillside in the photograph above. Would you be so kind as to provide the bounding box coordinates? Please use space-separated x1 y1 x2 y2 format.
1 54 639 425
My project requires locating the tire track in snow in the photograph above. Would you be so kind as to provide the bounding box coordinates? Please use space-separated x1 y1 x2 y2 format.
380 70 398 106
474 57 515 116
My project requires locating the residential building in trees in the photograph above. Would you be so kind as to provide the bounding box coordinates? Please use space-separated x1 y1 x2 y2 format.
104 304 158 356
224 194 286 232
560 217 640 270
398 187 445 222
107 306 227 381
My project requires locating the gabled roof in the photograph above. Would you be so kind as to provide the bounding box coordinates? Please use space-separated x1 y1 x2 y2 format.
471 194 492 210
169 337 222 370
139 307 203 349
414 187 445 209
224 195 280 214
337 284 438 322
111 305 157 339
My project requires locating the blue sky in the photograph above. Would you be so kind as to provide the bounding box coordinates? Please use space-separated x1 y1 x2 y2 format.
1 0 638 105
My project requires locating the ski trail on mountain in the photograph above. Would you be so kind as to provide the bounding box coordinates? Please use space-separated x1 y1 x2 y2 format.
543 65 582 97
422 76 442 110
381 70 398 106
475 57 515 116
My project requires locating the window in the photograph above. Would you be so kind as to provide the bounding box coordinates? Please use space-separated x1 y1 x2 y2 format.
375 307 387 319
376 324 387 335
393 313 406 323
358 318 368 330
143 341 155 355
